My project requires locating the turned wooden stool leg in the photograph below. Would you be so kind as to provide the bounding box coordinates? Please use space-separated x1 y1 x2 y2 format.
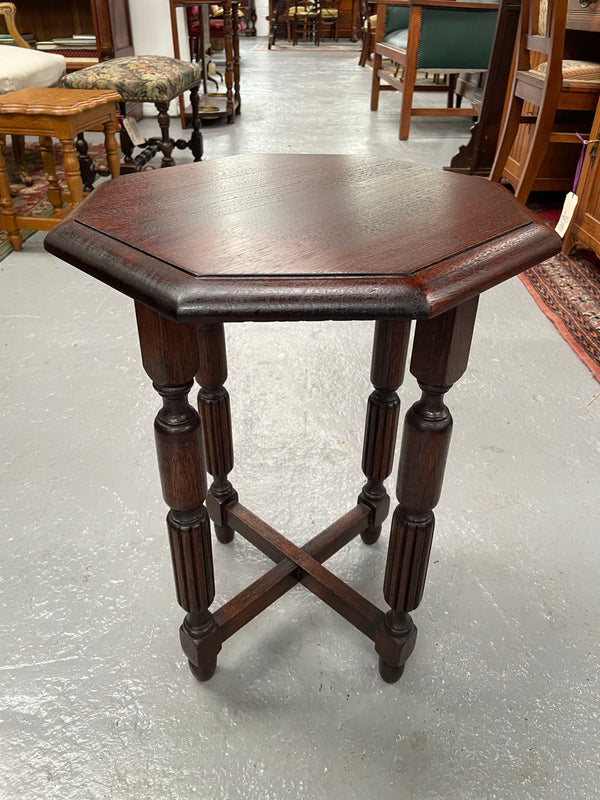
188 85 203 163
196 322 238 545
377 298 479 682
155 101 175 168
103 118 121 179
358 320 411 544
39 136 63 211
135 303 221 681
60 137 84 207
0 137 23 251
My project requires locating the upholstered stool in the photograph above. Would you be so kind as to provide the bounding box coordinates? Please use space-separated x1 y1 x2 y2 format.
61 55 203 171
45 155 560 683
0 87 120 251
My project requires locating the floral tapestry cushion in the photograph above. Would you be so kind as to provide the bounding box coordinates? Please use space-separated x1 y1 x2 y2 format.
61 56 202 102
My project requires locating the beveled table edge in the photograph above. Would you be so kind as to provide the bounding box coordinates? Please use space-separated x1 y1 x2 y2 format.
44 216 561 322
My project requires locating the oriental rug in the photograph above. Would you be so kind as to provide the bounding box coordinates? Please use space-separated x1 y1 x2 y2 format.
519 249 600 384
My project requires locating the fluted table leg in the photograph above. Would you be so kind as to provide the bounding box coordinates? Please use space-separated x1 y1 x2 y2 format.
377 298 479 682
196 323 238 545
135 303 221 681
358 320 411 544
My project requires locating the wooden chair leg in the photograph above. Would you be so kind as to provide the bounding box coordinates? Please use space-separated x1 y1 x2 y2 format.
489 93 524 184
399 56 417 140
514 97 561 203
370 49 383 110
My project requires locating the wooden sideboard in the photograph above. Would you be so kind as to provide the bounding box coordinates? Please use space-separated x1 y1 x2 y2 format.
1 0 134 61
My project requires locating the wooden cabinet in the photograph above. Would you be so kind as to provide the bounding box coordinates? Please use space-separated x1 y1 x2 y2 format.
564 96 600 258
1 0 134 61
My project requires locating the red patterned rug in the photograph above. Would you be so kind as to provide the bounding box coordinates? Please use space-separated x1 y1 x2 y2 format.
519 248 600 383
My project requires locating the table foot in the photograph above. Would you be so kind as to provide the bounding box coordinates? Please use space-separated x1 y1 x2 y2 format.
360 525 382 545
180 610 221 682
375 610 417 682
378 659 405 684
189 658 217 682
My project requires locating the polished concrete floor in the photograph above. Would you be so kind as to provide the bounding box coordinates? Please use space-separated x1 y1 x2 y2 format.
1 40 599 800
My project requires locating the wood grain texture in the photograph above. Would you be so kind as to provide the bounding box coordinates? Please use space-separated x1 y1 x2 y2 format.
44 154 561 322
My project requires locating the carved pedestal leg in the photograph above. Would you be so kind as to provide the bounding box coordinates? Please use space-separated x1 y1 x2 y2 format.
377 298 479 682
135 303 221 681
196 322 238 544
358 320 410 544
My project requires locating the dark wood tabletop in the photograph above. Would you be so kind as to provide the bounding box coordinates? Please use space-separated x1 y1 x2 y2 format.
45 154 561 322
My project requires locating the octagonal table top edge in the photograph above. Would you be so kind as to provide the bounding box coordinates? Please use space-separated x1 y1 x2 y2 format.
44 154 562 322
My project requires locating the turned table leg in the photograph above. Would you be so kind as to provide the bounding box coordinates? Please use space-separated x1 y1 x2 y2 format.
135 303 221 681
196 322 238 545
377 298 479 682
358 320 411 544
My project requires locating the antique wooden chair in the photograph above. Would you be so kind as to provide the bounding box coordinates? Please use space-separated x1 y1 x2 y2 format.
359 0 378 67
370 0 500 140
0 2 66 184
489 0 600 203
315 0 341 45
284 0 318 43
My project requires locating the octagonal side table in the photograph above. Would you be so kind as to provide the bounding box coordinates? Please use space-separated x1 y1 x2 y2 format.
45 155 560 683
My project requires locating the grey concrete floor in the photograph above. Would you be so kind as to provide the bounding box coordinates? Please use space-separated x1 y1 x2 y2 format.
1 39 599 800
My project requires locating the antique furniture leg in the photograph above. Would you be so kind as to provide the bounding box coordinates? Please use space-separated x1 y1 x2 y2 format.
156 101 176 167
378 298 479 682
188 85 203 162
39 135 64 211
135 303 222 681
196 322 238 545
358 320 411 545
59 136 84 206
0 137 22 250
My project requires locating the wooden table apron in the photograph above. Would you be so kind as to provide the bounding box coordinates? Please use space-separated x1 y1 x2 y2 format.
44 154 561 682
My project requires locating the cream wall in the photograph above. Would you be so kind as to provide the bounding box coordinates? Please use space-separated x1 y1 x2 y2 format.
128 0 269 58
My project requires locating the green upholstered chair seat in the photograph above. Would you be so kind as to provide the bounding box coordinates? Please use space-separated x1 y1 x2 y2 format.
61 56 202 103
382 28 408 49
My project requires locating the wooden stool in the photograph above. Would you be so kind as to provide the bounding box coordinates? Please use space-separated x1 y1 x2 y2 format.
45 155 560 684
0 87 120 251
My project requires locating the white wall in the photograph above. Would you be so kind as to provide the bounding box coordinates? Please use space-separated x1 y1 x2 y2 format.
128 0 269 58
